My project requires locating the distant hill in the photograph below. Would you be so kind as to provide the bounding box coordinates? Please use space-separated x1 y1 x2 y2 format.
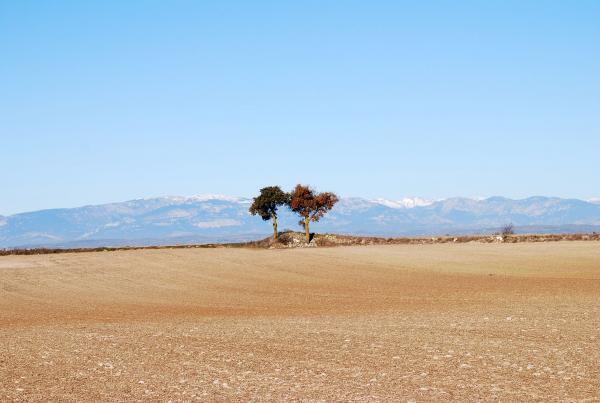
1 195 600 248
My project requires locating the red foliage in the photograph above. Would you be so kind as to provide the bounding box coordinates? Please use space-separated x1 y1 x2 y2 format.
289 184 338 223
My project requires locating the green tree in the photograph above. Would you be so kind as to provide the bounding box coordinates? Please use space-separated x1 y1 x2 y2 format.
289 184 339 242
249 186 290 240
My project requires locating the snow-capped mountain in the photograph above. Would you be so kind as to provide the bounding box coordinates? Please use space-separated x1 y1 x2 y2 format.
372 197 433 209
1 195 600 248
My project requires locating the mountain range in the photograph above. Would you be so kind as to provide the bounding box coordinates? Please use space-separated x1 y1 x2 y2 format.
1 195 600 248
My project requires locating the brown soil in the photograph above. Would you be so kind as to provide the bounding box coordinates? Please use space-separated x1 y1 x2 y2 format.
1 242 599 401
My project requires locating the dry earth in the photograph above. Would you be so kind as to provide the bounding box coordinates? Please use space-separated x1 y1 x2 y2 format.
1 242 600 401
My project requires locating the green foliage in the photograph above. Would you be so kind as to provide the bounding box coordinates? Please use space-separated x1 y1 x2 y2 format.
249 186 290 221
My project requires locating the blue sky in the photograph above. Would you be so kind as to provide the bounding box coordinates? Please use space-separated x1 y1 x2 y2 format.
1 1 599 215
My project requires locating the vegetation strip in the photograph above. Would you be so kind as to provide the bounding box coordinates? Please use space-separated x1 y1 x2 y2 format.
1 232 599 256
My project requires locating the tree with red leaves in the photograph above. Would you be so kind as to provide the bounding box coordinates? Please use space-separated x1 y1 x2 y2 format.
289 184 339 242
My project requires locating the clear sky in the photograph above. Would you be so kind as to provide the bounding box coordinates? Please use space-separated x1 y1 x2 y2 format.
1 1 599 215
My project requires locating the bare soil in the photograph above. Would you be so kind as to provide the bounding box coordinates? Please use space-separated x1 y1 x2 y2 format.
1 242 599 401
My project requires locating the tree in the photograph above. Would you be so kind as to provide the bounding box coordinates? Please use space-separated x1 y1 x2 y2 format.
501 223 515 237
249 186 290 240
289 184 338 242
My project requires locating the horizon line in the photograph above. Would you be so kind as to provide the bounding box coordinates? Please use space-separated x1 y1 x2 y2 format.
3 194 600 217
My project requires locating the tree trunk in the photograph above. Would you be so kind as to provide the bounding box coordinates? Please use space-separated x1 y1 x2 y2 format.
272 214 278 240
304 216 310 243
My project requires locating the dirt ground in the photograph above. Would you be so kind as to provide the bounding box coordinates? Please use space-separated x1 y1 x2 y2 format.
1 241 599 401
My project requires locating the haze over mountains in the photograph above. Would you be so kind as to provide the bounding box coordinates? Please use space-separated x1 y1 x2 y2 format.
1 195 600 248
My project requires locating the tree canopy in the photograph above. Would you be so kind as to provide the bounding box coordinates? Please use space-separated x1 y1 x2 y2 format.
249 186 290 240
289 184 338 241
